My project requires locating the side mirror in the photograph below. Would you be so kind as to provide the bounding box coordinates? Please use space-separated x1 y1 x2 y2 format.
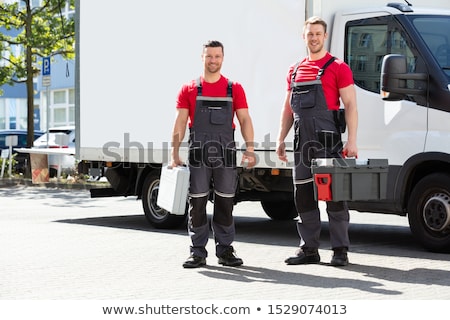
380 54 427 101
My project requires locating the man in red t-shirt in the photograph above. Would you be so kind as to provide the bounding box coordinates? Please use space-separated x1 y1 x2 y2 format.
276 16 358 266
171 40 255 268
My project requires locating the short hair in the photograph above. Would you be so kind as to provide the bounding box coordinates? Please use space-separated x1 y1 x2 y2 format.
304 16 327 34
203 40 224 55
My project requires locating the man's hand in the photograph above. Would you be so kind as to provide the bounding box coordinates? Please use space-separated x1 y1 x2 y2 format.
276 141 288 162
342 141 358 158
241 149 256 169
170 155 184 168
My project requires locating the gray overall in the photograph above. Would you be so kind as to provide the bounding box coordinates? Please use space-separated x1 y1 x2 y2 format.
187 78 238 258
290 57 350 250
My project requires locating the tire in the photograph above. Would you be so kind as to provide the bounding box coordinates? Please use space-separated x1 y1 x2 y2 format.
142 170 188 229
407 173 450 253
261 200 298 220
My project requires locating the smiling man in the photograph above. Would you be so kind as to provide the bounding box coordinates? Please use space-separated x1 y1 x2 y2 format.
171 40 255 268
276 16 358 267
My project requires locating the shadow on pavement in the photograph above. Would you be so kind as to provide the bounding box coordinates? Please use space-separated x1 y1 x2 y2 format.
54 212 450 261
197 264 402 295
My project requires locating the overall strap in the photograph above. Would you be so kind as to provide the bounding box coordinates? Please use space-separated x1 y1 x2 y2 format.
196 78 233 97
196 77 202 96
316 56 336 80
290 56 337 88
290 62 301 88
226 79 232 97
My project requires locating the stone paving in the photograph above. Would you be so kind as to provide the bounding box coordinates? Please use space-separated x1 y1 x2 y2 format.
1 184 449 311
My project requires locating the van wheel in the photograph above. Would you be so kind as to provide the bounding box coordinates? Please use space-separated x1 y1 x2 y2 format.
407 173 450 253
142 170 188 229
261 200 298 220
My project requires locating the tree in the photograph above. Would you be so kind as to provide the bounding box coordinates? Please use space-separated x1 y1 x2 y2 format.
0 0 75 147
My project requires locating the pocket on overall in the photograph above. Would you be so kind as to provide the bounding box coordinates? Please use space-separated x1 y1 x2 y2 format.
290 91 302 114
317 130 341 149
209 107 227 125
297 84 318 109
300 85 317 109
290 84 319 114
313 111 340 134
314 114 342 155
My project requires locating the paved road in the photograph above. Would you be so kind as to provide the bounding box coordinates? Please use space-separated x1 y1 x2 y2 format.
1 184 449 316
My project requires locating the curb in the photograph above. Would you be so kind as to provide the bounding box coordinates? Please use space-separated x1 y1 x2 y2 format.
0 178 110 190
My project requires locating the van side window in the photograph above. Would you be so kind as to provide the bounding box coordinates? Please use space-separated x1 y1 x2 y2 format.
346 17 417 93
410 16 450 78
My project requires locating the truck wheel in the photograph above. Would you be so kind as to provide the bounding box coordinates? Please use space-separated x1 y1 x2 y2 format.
142 171 188 229
407 173 450 253
261 200 297 220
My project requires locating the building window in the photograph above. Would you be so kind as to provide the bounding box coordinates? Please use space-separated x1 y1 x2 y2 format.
53 90 66 104
376 55 384 72
0 98 28 130
16 99 27 130
53 107 67 123
50 88 74 127
357 55 368 72
0 100 5 130
69 88 75 104
359 33 372 48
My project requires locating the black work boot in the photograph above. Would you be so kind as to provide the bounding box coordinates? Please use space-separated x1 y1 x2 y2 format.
285 247 320 265
330 247 349 266
217 247 243 267
182 255 206 268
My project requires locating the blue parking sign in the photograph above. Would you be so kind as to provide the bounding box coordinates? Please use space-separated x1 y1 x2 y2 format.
42 57 51 76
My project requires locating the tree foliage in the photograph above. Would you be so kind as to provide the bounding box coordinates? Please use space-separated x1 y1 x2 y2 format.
0 0 75 147
1 0 75 84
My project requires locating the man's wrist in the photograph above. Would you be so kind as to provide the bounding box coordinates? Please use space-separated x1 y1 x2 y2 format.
245 142 254 152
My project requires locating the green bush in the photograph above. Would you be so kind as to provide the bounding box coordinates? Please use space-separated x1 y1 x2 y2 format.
0 154 18 178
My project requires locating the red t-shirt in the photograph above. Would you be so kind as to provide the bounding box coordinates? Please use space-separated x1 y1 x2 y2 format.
286 52 354 110
176 75 248 128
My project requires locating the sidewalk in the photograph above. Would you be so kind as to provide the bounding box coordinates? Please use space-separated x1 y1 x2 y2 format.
1 185 450 301
0 177 109 190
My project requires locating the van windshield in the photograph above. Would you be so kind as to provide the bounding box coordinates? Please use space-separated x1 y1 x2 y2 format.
409 15 450 79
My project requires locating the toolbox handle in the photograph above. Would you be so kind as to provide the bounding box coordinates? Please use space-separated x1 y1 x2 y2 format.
314 173 333 201
342 150 358 159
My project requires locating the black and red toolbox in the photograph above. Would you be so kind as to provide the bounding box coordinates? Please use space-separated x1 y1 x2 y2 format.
311 158 389 201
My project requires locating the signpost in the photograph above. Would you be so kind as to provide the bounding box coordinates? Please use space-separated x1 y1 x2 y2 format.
1 135 18 178
42 57 51 147
42 57 51 79
1 149 9 178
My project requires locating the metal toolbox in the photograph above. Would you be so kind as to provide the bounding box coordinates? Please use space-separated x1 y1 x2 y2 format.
157 165 190 215
311 158 388 201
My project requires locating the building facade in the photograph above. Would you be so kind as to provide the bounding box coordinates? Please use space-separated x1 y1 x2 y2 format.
0 0 75 131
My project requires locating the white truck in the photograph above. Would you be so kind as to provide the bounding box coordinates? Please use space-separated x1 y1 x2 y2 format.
75 0 450 253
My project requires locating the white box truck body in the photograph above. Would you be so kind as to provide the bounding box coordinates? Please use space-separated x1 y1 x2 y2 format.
76 0 450 252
